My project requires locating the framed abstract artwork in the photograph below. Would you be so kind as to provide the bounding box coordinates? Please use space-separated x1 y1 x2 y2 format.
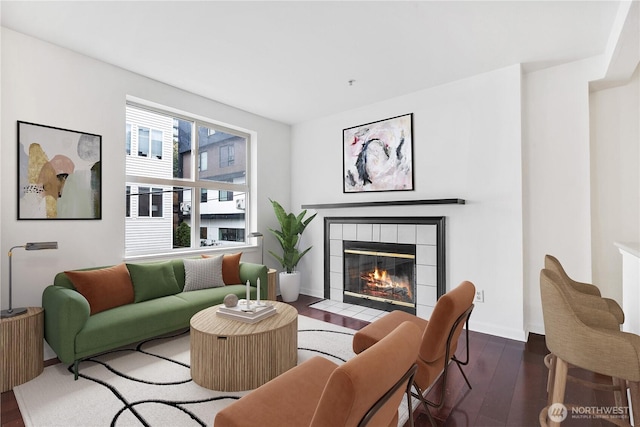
17 121 102 220
343 113 414 193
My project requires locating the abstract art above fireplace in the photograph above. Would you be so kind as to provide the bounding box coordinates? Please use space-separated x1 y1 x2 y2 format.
324 216 445 319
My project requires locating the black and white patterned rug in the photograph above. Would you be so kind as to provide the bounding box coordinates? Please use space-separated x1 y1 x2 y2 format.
14 316 368 427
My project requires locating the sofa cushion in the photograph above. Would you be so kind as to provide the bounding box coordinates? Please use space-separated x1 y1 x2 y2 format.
183 255 224 292
203 252 243 285
64 263 134 315
127 261 181 303
173 285 244 314
75 295 191 356
222 252 242 284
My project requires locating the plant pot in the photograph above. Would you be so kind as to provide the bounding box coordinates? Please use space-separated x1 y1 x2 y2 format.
279 271 300 302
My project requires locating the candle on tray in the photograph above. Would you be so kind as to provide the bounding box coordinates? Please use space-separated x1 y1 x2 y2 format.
257 277 261 305
246 280 251 309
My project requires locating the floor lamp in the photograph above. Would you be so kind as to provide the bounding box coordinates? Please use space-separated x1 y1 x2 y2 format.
2 241 58 318
249 232 264 265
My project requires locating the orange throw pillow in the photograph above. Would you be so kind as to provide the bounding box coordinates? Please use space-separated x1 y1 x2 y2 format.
222 252 242 284
65 263 134 315
203 252 242 285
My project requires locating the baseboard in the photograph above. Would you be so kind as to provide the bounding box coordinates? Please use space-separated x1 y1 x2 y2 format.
470 320 528 342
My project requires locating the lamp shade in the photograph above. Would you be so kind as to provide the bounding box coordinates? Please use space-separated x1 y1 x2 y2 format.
2 241 58 318
25 242 58 251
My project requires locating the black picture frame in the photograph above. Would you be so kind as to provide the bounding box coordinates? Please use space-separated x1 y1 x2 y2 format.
17 121 102 220
343 113 414 193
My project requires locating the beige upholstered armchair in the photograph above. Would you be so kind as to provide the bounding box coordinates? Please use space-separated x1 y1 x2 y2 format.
539 268 640 427
542 254 627 415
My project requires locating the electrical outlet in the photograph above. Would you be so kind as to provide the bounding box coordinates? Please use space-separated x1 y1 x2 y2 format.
475 289 484 303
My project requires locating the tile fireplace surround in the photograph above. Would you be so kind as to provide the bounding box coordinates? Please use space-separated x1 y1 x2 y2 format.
324 216 446 319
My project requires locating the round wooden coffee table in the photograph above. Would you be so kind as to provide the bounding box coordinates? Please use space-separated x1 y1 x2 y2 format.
190 301 298 391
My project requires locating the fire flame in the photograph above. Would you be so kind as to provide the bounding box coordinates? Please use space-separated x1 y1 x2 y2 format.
362 267 413 301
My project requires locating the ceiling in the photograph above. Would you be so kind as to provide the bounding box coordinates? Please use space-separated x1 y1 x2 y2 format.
0 1 624 124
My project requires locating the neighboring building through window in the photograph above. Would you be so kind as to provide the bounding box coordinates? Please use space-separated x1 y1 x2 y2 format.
199 151 208 171
220 145 234 167
126 124 131 155
219 190 233 202
219 228 245 242
125 103 249 256
125 186 131 217
137 187 163 217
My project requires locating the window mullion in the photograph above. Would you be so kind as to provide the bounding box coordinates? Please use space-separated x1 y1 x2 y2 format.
191 185 201 249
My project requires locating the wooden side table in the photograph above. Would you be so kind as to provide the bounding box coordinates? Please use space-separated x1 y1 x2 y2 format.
267 268 277 300
190 301 298 391
1 307 44 392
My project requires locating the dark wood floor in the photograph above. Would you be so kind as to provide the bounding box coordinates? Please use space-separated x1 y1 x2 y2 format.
1 295 620 427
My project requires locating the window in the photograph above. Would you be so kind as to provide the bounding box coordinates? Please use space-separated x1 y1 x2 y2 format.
125 186 131 217
199 151 208 171
137 187 163 217
220 145 234 167
137 127 163 159
126 124 131 155
151 130 163 159
219 228 245 242
138 128 149 157
125 103 249 256
219 190 233 201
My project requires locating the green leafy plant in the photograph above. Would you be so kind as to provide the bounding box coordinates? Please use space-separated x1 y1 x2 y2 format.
267 199 317 274
174 221 191 248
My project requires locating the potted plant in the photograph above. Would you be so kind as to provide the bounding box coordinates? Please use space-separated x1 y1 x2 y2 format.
267 199 316 302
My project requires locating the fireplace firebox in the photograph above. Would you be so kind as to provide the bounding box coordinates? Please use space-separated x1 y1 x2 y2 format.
343 241 416 314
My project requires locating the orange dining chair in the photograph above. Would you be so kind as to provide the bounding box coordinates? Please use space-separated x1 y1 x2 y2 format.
352 280 476 426
214 320 422 427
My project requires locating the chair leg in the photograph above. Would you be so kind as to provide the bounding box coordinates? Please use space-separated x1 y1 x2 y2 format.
450 312 473 390
406 379 415 427
545 353 556 406
612 377 629 420
412 383 438 427
549 358 568 427
453 356 472 390
629 380 640 427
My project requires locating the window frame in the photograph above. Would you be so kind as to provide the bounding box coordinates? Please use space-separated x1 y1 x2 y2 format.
125 101 251 257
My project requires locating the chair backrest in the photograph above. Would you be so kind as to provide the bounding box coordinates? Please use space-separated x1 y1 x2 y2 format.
420 280 475 364
544 255 624 324
544 254 601 296
310 321 421 427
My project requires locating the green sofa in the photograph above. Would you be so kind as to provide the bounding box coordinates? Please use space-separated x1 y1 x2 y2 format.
42 258 268 378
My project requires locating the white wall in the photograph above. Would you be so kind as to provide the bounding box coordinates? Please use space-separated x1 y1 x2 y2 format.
291 65 527 341
521 57 603 334
1 29 290 325
590 65 640 302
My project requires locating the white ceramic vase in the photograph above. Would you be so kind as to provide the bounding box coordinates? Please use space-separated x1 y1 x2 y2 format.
279 271 300 302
